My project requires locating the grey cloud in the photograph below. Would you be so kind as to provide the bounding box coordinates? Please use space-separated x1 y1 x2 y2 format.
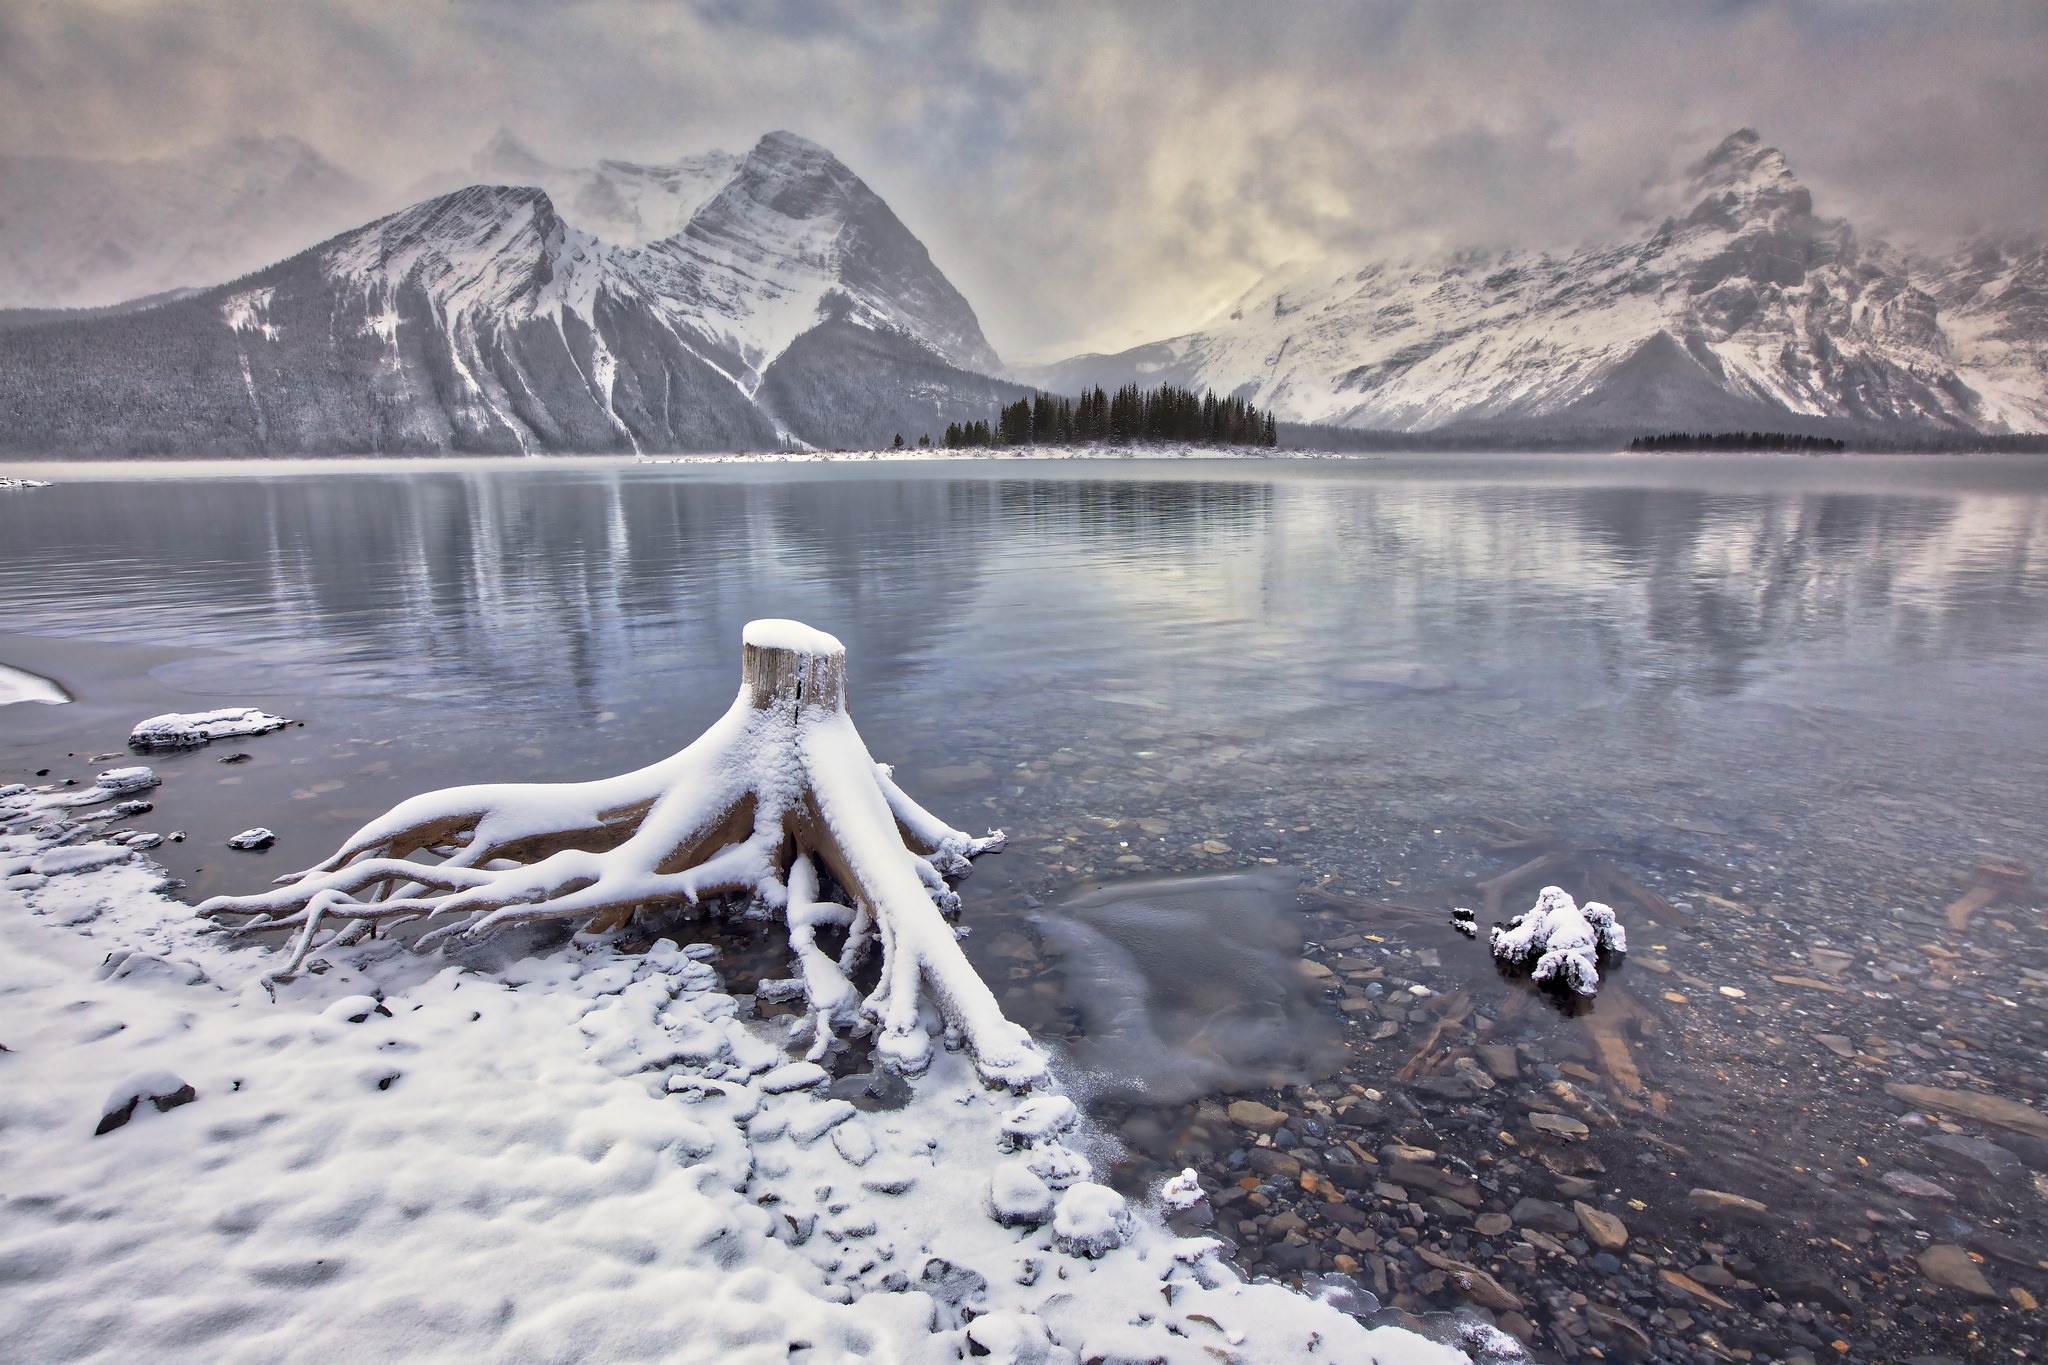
1 0 2043 361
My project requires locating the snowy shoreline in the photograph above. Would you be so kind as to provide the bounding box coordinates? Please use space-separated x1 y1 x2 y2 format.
0 828 1494 1362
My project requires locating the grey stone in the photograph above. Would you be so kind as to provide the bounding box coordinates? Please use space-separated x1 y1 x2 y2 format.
1917 1244 1997 1299
1508 1197 1579 1236
1921 1133 2025 1183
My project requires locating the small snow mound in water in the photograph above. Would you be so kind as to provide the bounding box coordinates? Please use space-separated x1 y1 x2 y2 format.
1052 1182 1131 1258
1490 885 1626 996
0 661 69 706
129 707 292 750
94 767 159 795
227 827 276 850
1160 1168 1205 1210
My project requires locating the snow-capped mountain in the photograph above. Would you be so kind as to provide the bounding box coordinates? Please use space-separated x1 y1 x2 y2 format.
1022 131 2048 438
1913 235 2048 432
0 131 1021 453
0 136 368 314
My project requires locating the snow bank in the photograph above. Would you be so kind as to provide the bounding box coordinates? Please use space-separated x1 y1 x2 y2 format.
0 834 1477 1364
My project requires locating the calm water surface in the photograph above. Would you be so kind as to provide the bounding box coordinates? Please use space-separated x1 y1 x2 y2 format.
4 454 2046 1358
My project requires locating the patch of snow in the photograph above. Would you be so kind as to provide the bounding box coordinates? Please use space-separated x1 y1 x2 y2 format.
0 830 1478 1363
226 827 277 850
220 287 280 342
0 661 69 706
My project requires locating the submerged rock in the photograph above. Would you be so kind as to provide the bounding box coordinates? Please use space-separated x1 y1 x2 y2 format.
1028 870 1342 1103
1918 1244 1998 1299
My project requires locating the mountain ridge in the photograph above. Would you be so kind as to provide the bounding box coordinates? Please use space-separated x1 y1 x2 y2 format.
1017 130 2047 439
0 132 1026 454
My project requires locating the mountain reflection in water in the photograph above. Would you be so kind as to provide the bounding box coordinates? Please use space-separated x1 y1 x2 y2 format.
3 456 2048 1356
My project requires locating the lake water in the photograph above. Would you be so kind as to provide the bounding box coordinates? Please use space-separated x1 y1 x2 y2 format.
5 454 2047 1359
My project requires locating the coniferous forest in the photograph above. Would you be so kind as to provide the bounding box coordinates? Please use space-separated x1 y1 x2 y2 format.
1626 431 1847 453
939 383 1278 449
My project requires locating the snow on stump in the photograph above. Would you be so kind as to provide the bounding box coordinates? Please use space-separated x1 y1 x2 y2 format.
96 1070 197 1135
197 620 1047 1089
130 707 292 751
1489 885 1626 996
1052 1182 1132 1257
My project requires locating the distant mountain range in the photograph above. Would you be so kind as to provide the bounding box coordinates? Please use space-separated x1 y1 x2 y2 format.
0 136 369 315
0 127 2040 453
1020 131 2048 442
0 132 1025 453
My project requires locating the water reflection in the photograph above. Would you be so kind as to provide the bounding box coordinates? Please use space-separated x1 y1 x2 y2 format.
4 457 2048 1356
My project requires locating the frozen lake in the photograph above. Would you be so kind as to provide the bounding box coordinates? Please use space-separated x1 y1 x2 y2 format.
5 453 2047 1356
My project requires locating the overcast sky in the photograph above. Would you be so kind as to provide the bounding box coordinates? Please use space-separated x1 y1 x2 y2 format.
3 0 2044 361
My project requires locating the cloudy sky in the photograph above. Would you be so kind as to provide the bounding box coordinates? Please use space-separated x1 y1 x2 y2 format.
3 0 2045 361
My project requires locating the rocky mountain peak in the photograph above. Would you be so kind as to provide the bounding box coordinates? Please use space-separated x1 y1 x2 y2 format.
1676 128 1812 233
472 128 554 180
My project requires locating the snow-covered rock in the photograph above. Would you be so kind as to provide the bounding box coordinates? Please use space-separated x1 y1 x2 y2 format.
1160 1167 1205 1211
989 1161 1057 1227
226 827 276 850
1001 1094 1079 1144
1051 1183 1131 1258
1490 886 1626 996
94 1069 197 1135
128 707 293 750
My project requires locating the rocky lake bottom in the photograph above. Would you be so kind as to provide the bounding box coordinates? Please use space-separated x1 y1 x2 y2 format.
5 456 2047 1363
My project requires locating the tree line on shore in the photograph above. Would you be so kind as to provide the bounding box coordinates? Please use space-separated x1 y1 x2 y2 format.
1627 431 1847 453
937 384 1278 449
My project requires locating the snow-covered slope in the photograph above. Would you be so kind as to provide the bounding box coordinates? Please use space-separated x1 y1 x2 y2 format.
1025 131 2040 438
0 132 1023 454
0 136 368 312
1913 235 2048 432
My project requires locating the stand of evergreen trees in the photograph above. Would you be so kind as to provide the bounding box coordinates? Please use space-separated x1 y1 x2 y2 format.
941 383 1278 449
1628 431 1847 453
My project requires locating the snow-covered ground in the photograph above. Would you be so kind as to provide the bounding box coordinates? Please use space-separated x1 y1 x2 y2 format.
0 824 1492 1362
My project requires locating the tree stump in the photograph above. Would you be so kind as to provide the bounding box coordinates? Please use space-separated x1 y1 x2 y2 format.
198 619 1045 1088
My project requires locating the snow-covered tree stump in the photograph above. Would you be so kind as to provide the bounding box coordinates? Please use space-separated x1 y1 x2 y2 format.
197 620 1046 1088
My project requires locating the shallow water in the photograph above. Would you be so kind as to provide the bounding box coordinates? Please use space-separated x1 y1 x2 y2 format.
4 454 2048 1360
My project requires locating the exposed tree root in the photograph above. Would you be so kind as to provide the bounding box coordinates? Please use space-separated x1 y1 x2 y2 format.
197 620 1046 1089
